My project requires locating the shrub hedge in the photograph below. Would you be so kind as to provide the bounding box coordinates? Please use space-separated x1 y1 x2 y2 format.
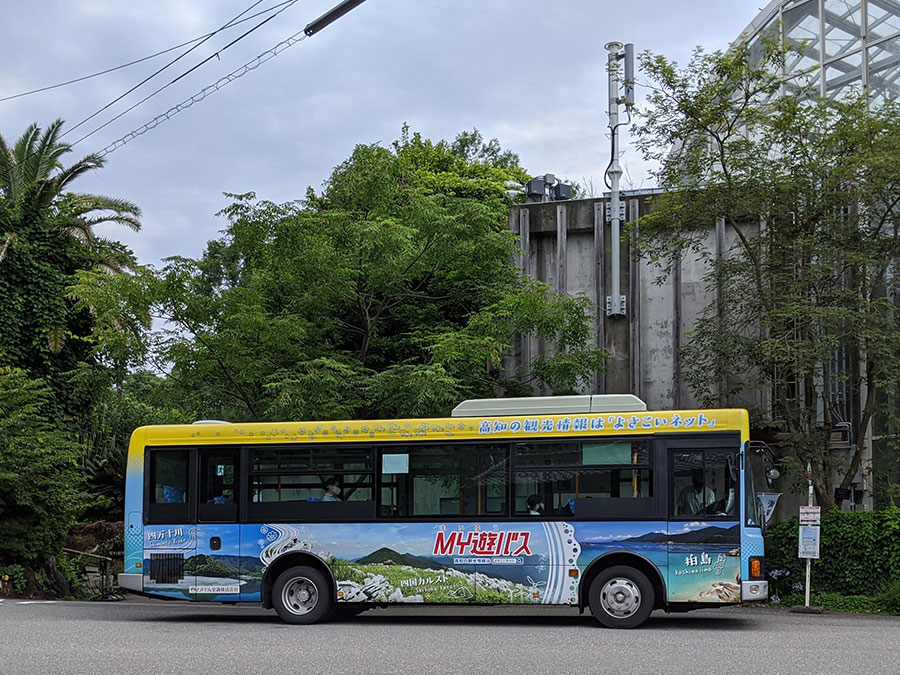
764 507 900 599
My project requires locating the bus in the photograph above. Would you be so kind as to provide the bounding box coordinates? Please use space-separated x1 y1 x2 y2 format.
118 394 768 628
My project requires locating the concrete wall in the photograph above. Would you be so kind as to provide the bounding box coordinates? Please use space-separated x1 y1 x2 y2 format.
508 194 880 515
510 193 764 413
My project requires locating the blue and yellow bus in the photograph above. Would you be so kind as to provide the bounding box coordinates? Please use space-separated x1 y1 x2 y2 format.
119 395 767 628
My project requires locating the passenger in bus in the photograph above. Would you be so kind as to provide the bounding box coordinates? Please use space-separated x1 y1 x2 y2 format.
678 469 715 515
526 494 544 516
322 477 342 502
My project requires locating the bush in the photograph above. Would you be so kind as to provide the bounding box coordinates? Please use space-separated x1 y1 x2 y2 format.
875 579 900 614
0 565 28 595
765 507 900 598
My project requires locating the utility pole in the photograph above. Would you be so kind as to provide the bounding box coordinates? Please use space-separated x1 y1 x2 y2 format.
604 42 633 317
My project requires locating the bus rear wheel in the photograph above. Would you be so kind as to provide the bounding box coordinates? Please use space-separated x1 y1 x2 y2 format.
588 565 654 629
272 566 333 624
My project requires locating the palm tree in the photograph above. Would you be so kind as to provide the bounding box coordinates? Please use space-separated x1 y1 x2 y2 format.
0 120 144 409
0 119 141 266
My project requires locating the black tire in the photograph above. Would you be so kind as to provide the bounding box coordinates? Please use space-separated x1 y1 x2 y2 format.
272 565 333 625
588 565 654 629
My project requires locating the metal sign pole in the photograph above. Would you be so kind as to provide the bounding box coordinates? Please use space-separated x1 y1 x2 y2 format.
805 462 812 607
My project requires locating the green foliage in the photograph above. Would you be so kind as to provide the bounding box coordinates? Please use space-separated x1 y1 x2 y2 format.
765 508 900 598
633 41 900 507
184 555 233 577
78 373 191 521
329 558 366 585
0 368 82 567
0 565 28 594
875 579 900 614
0 120 141 420
142 127 606 421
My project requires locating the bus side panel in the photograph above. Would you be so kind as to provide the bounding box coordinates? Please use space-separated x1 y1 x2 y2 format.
143 524 197 600
667 522 741 602
244 521 670 606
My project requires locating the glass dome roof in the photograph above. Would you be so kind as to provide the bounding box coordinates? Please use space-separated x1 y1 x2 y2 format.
737 0 900 103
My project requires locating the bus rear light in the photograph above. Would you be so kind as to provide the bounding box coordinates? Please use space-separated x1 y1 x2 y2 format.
749 557 763 579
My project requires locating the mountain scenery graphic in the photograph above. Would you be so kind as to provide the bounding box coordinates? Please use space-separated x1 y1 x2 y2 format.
186 554 265 574
620 524 740 545
355 547 446 570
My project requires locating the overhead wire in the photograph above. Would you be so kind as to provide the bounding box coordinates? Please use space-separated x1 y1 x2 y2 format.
71 0 303 148
96 29 309 157
94 0 370 156
62 0 274 140
0 1 295 104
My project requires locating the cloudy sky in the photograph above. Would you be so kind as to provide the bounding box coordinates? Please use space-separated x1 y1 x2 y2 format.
3 1 766 267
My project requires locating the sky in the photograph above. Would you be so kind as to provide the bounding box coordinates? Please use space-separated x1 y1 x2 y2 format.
2 0 768 268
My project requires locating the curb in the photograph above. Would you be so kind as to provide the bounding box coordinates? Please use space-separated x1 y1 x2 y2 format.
789 605 824 614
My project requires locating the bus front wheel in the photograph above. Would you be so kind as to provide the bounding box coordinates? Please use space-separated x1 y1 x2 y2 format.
272 566 333 625
588 565 654 629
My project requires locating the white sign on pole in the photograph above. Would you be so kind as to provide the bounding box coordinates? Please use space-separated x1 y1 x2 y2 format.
799 505 821 525
798 525 821 559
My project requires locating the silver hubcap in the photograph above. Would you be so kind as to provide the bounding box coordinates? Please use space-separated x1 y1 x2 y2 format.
600 577 641 618
281 576 318 616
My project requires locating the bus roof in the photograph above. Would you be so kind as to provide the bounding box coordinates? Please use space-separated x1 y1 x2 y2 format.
129 406 749 452
451 395 647 417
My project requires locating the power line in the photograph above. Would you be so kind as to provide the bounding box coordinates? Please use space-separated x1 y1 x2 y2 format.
0 1 295 104
62 0 273 140
71 0 303 149
96 31 309 157
95 0 369 157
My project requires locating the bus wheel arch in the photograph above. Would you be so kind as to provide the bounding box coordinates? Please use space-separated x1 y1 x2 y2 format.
262 552 336 612
579 552 666 615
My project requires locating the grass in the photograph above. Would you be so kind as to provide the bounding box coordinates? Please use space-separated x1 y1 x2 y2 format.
773 592 896 614
328 558 534 603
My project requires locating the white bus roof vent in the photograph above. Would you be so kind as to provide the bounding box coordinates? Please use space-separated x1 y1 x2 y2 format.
192 419 231 425
590 394 646 413
451 394 646 417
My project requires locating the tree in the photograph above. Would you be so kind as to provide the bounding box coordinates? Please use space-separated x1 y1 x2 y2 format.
0 368 82 570
632 41 900 508
77 372 190 522
143 127 607 421
0 120 141 418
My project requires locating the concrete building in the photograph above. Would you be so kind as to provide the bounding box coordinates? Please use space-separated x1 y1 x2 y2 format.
506 0 900 515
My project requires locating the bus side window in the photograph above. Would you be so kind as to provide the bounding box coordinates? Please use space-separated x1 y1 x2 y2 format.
147 449 191 524
378 444 508 518
151 451 188 504
513 440 652 518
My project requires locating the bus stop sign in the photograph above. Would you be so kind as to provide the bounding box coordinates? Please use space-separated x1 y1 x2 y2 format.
799 506 821 525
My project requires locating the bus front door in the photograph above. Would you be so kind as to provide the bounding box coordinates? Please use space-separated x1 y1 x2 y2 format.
667 446 742 604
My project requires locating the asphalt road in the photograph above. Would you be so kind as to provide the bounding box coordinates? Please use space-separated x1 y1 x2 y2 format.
1 597 897 675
